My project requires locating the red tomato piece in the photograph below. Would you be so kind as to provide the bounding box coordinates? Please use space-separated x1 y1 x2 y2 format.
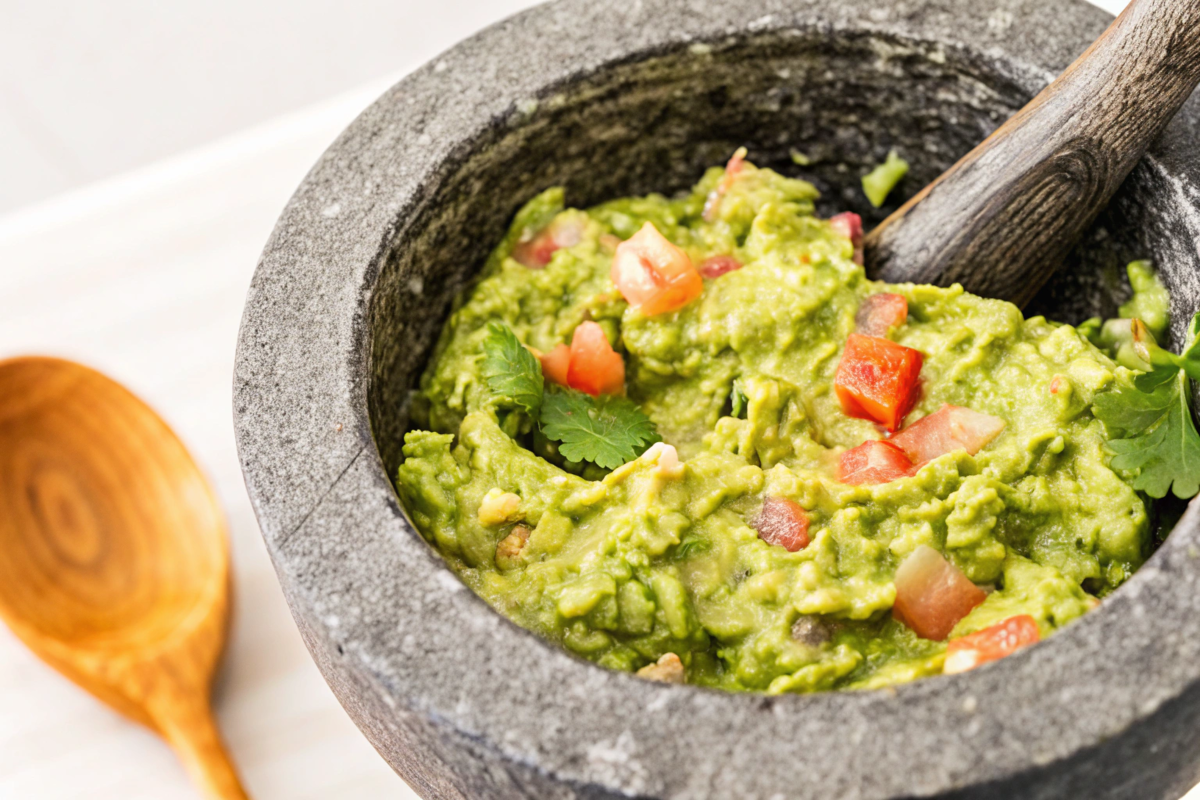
752 497 810 552
889 404 1006 465
698 255 743 279
538 344 571 387
829 212 864 265
834 333 923 431
702 148 747 222
611 222 703 316
1049 375 1064 395
944 615 1041 674
838 439 913 485
856 293 908 337
512 217 585 268
567 321 625 396
892 545 987 641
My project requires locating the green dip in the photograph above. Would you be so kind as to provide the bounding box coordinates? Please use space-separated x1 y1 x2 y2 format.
397 160 1158 693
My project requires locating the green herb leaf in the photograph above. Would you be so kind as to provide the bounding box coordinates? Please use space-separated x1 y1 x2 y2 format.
675 536 711 559
540 389 661 470
1179 313 1200 382
1094 377 1175 437
1098 372 1200 499
481 322 543 416
730 381 749 419
1134 365 1180 392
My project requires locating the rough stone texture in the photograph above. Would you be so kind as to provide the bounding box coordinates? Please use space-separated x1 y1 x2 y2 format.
233 0 1200 797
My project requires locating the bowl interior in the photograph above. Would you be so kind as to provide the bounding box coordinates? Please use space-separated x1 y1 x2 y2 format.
368 26 1194 506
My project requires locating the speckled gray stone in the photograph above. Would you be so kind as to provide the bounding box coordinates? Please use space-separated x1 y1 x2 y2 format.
233 0 1200 797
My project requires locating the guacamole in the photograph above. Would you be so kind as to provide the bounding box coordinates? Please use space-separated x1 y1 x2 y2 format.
396 158 1156 693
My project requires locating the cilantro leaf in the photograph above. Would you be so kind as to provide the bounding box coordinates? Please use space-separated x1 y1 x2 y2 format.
1179 313 1200 382
1098 372 1200 499
1134 363 1179 392
481 322 543 416
1094 378 1175 434
540 389 661 470
675 536 711 559
730 381 749 419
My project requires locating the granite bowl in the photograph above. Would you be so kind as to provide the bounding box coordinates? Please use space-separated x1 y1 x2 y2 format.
234 0 1200 797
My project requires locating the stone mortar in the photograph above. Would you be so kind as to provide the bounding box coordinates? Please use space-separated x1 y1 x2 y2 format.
234 0 1200 797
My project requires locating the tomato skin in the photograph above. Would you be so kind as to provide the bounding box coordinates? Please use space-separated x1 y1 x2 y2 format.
512 235 559 269
829 211 863 245
944 615 1040 674
702 148 748 222
753 497 810 552
567 321 625 396
611 222 703 316
834 334 923 431
838 439 913 485
829 212 864 265
512 217 585 268
889 404 1006 465
892 545 986 641
698 255 743 279
856 293 908 337
538 344 571 387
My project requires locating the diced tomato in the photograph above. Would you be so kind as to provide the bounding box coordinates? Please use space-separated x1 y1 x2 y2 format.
511 216 585 268
944 615 1040 674
838 439 913 485
720 149 747 191
611 222 703 316
752 497 810 552
1049 375 1064 395
856 293 908 337
829 212 863 244
698 255 743 279
892 545 987 641
889 405 1006 465
834 334 923 431
567 321 625 396
538 344 571 387
829 212 864 265
702 147 747 222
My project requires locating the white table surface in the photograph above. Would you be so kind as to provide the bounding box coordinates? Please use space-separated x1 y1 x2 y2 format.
2 0 1193 796
0 78 417 799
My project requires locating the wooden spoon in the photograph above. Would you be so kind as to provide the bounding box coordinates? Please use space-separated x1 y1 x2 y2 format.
865 0 1200 306
0 357 249 799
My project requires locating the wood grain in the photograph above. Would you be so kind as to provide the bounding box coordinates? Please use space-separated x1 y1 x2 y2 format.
864 0 1200 306
0 357 248 799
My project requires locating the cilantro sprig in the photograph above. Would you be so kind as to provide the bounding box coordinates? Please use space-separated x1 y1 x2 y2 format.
480 322 660 470
1094 312 1200 499
481 321 544 417
541 390 661 470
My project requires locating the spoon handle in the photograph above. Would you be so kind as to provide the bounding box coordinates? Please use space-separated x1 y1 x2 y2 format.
864 0 1200 306
156 694 250 800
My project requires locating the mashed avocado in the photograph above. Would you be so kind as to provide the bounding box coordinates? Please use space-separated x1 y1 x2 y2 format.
397 160 1154 693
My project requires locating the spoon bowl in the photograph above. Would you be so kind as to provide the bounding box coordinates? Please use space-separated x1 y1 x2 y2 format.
0 356 248 799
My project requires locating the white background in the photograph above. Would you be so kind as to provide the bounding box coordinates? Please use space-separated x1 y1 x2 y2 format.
2 0 1182 798
0 0 539 213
